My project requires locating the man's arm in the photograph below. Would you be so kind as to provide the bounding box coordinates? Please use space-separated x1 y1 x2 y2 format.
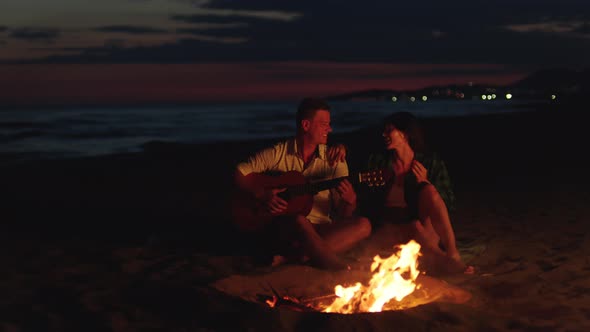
329 159 357 218
235 144 278 197
333 179 357 217
234 145 289 214
234 169 266 199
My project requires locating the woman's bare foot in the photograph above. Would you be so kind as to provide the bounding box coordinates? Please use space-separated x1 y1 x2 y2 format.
447 253 475 275
463 265 476 274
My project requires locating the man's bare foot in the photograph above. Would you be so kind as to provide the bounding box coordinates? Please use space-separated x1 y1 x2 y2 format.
271 255 288 267
310 255 350 270
270 254 311 268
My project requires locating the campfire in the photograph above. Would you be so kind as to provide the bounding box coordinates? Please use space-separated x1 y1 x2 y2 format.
265 240 428 314
322 240 421 313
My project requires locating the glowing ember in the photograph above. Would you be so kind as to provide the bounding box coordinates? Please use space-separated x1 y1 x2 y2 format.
323 240 422 313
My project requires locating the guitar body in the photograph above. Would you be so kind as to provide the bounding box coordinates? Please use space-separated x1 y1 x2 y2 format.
231 168 390 233
231 171 314 233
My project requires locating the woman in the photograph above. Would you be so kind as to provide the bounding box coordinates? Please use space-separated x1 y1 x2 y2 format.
360 112 473 275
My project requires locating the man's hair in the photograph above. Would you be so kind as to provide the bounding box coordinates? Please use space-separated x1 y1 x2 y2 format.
296 97 331 131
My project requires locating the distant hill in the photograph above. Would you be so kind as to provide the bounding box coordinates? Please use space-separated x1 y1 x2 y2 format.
513 68 590 90
324 89 397 101
325 68 589 101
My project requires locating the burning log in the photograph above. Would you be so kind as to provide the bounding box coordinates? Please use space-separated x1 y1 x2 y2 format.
256 284 318 312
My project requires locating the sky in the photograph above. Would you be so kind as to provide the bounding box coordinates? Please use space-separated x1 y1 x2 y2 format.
1 0 589 105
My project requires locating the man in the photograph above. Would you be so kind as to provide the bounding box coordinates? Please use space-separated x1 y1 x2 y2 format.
234 97 371 269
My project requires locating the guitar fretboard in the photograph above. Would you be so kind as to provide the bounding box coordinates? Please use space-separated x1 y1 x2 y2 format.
288 175 356 195
275 168 385 198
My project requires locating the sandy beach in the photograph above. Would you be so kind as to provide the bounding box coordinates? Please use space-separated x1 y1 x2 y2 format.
2 100 590 331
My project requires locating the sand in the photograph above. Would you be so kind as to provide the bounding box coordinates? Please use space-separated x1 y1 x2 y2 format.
2 100 590 331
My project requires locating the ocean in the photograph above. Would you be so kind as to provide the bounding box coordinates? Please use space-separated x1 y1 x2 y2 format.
0 99 540 165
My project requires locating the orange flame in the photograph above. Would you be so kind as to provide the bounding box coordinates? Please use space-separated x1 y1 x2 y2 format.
323 240 422 313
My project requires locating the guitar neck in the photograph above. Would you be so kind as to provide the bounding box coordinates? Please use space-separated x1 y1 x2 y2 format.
274 168 386 197
291 173 363 195
309 176 348 193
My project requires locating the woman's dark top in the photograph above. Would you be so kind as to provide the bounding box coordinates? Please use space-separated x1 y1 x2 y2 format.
358 151 456 226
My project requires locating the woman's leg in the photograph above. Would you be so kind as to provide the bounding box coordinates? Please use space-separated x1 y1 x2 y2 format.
415 185 472 274
417 185 460 259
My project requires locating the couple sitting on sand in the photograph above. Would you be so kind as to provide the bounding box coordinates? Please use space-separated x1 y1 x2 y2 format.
233 97 474 275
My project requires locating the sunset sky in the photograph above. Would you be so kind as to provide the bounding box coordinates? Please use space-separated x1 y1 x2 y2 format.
1 0 589 105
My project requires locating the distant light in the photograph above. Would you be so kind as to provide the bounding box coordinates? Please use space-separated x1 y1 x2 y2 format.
482 95 487 100
391 96 398 102
551 94 557 100
468 82 473 86
421 96 428 101
410 96 416 102
491 94 497 99
487 95 492 100
506 93 512 100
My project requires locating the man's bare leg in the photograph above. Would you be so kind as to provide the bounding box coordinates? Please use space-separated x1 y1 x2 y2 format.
317 216 372 253
292 215 350 270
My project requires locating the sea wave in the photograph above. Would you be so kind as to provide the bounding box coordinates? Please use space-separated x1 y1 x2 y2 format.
0 100 544 165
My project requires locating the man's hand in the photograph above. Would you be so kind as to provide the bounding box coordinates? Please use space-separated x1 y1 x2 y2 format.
260 188 288 214
336 179 356 205
411 160 429 183
327 144 347 167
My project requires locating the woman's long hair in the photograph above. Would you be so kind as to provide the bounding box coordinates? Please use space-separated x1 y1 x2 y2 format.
383 111 428 153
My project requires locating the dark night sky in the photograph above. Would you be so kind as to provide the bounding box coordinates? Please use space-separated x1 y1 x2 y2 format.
1 0 589 104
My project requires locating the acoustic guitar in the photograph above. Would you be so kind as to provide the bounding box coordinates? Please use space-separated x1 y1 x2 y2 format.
231 169 390 232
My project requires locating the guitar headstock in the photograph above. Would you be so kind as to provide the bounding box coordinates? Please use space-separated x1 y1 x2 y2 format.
358 169 391 187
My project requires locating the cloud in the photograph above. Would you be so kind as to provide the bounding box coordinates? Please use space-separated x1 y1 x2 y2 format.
167 0 213 6
104 39 128 48
504 21 587 34
175 23 249 44
9 28 60 42
431 29 446 38
573 23 590 35
177 35 247 44
171 8 302 22
94 25 169 34
175 22 248 31
3 0 590 67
